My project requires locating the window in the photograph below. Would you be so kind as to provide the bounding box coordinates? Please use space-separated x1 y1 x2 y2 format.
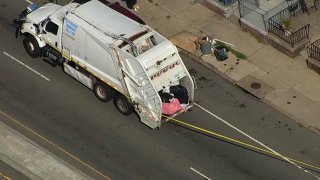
45 21 59 35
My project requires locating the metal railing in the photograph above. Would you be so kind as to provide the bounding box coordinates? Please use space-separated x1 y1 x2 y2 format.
307 39 320 61
269 6 291 23
268 8 310 47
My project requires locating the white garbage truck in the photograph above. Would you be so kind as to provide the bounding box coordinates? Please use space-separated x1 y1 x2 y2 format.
14 0 194 129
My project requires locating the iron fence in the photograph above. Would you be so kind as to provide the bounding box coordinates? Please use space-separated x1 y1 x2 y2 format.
268 6 291 23
238 0 298 33
307 39 320 61
268 8 310 47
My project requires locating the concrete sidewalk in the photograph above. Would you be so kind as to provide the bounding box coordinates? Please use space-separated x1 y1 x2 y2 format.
0 121 92 180
129 0 320 134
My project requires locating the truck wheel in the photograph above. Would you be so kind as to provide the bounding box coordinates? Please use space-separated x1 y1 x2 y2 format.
23 36 41 58
93 81 115 102
114 95 134 116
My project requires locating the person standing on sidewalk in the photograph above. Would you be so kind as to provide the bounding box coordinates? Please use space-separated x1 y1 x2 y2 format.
122 0 138 10
299 0 310 15
312 0 318 10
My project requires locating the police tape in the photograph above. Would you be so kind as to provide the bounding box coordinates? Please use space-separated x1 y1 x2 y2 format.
0 172 12 180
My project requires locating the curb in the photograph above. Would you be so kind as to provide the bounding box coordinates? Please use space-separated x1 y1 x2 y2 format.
0 121 41 180
0 121 93 180
0 153 41 180
261 98 320 136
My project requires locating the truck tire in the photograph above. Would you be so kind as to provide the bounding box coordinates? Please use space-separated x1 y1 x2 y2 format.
114 94 134 116
23 36 41 58
93 81 115 102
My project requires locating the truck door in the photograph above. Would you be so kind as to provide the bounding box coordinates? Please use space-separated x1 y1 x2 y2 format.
41 20 62 50
122 57 162 129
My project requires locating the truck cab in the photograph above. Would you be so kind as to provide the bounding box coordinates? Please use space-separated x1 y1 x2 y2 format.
18 3 77 60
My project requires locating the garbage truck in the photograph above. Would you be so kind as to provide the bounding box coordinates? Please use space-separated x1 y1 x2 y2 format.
14 0 195 129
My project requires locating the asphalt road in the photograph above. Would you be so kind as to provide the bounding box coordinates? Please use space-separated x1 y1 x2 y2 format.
0 0 320 179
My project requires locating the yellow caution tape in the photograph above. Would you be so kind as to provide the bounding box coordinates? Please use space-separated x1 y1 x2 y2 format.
0 172 12 180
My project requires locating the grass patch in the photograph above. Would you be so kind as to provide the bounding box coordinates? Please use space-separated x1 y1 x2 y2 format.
148 0 154 3
191 0 199 4
215 41 247 60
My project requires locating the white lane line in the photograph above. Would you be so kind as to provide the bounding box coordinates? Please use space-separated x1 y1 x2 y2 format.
190 167 212 180
25 0 33 4
3 52 50 81
194 102 320 180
